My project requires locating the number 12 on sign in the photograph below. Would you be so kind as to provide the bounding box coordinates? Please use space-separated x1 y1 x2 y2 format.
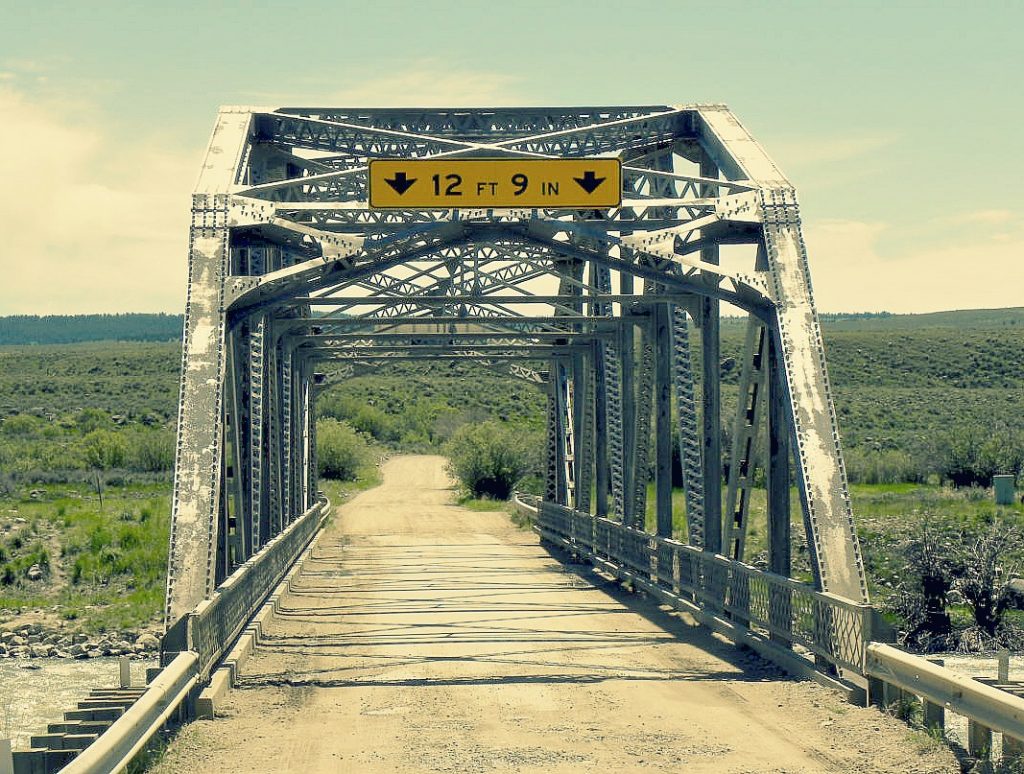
369 158 622 209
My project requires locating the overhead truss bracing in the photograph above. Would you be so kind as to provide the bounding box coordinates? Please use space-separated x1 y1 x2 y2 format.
166 103 868 632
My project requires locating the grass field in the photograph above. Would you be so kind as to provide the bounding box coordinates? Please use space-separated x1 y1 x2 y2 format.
0 307 1020 637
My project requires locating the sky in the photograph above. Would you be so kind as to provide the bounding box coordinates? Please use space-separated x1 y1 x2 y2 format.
0 0 1021 315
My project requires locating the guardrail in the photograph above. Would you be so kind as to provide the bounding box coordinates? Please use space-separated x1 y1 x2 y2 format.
866 643 1024 761
59 651 199 774
59 497 331 773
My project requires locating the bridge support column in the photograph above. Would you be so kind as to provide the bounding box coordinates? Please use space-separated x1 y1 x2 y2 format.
700 154 723 554
619 272 636 526
654 302 673 538
593 338 609 518
767 327 791 579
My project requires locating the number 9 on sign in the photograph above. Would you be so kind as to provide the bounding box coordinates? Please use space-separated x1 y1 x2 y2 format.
511 173 528 196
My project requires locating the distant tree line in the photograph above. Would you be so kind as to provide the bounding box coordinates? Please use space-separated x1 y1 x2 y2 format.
0 314 183 345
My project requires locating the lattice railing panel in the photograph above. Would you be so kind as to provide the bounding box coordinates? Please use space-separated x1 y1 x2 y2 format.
534 501 871 675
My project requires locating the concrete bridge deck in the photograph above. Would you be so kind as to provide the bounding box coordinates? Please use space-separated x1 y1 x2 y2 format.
154 456 955 773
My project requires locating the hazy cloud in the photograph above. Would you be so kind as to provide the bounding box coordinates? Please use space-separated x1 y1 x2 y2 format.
244 62 525 109
804 218 1024 313
0 85 194 314
771 133 900 167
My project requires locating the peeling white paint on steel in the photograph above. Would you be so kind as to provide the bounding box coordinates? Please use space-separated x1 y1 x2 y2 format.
696 107 789 186
696 105 866 603
195 111 253 193
763 207 867 603
167 110 255 626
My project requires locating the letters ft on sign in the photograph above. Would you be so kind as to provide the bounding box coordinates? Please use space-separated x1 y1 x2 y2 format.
369 158 622 209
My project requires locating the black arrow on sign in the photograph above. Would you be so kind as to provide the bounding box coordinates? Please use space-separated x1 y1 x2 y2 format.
573 170 606 195
385 171 417 195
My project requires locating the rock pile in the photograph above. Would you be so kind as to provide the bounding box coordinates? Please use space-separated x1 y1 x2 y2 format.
0 623 159 659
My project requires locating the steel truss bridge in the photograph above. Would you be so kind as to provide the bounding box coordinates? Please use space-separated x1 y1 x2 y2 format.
38 104 1024 774
166 102 868 627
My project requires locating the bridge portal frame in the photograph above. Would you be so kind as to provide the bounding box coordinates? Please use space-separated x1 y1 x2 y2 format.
166 104 867 630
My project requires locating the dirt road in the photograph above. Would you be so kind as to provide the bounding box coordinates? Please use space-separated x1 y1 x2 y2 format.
154 456 956 773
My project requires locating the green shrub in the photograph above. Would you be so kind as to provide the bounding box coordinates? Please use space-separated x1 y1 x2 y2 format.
927 424 1024 488
316 419 372 481
0 414 46 438
845 447 928 485
126 428 175 472
82 429 128 470
443 421 540 500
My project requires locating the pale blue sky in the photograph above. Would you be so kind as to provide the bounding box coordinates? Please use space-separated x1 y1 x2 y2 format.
1 0 1021 313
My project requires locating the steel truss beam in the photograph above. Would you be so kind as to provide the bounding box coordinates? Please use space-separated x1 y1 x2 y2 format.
167 103 868 633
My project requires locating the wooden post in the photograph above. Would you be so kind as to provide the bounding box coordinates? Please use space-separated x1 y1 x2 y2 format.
120 655 132 689
867 676 886 708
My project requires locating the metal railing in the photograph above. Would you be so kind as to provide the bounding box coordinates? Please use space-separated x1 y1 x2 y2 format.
533 500 872 676
186 497 330 677
520 494 1024 762
59 498 330 773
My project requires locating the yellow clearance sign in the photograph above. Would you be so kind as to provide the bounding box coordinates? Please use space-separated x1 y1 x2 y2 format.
368 158 622 209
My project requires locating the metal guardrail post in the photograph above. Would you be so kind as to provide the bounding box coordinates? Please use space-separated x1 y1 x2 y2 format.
922 658 945 731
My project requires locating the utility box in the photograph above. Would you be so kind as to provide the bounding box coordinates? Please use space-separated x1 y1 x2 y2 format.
994 474 1016 505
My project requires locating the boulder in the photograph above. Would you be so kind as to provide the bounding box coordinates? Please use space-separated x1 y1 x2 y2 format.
135 633 160 650
26 564 43 581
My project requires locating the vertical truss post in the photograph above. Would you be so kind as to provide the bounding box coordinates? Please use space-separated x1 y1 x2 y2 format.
724 316 769 559
575 349 594 513
558 360 575 505
767 326 793 646
654 301 673 538
630 293 656 529
761 188 868 603
543 380 559 503
699 154 723 554
248 314 266 551
223 325 248 566
299 361 311 512
308 369 320 506
280 345 294 523
591 266 611 517
619 273 636 525
673 306 705 548
592 339 609 517
265 336 283 535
